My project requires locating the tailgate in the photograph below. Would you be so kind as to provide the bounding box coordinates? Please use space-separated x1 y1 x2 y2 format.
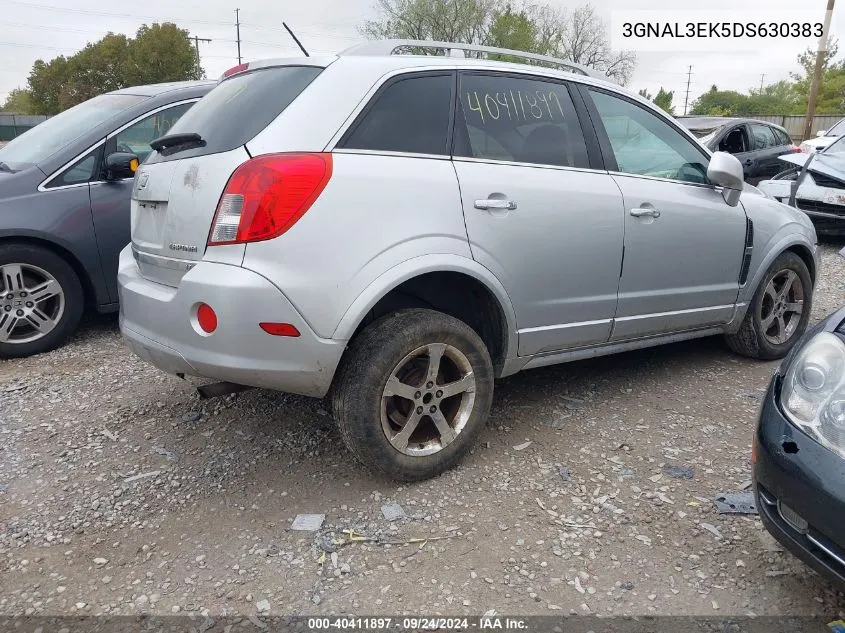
131 147 249 286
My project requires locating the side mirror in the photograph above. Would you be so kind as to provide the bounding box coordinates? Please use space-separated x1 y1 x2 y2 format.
104 152 139 181
707 151 744 207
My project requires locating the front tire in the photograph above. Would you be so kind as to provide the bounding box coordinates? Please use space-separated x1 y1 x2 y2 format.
331 309 494 481
0 244 84 358
725 251 812 360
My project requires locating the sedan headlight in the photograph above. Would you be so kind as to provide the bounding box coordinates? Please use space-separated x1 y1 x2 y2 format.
781 332 845 458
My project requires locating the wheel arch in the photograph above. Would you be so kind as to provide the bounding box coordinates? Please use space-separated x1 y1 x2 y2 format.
0 234 102 310
332 255 518 376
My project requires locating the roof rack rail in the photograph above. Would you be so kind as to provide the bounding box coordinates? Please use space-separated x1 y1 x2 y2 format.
340 39 604 80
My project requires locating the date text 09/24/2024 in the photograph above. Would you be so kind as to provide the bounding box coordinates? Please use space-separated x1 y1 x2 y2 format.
307 617 528 630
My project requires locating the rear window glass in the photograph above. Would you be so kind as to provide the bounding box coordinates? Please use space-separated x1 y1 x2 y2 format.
147 66 322 162
339 73 454 156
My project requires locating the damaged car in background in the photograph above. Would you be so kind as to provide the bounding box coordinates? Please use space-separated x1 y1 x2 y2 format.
757 135 845 235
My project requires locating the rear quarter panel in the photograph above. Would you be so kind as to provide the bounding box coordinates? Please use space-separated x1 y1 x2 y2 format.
240 153 474 340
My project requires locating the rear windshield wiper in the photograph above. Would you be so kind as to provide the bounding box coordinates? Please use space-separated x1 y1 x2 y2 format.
150 132 206 155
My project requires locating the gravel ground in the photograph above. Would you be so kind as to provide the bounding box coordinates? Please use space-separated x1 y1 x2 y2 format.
2 243 845 619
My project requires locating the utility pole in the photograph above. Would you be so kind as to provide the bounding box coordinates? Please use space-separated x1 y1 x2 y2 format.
235 8 242 64
192 35 212 78
759 74 765 92
683 65 693 115
803 0 836 141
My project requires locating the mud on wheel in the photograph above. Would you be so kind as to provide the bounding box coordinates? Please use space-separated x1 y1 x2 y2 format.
331 309 494 481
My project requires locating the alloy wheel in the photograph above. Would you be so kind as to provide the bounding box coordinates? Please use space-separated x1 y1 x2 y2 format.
0 263 65 345
760 269 804 346
381 343 477 457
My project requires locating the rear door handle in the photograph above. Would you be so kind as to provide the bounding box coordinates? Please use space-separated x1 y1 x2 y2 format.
630 207 660 218
475 199 517 211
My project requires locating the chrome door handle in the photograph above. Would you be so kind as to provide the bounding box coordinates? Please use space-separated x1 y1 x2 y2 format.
475 199 517 211
630 207 661 218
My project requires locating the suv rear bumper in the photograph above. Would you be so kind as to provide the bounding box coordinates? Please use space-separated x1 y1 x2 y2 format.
117 246 345 398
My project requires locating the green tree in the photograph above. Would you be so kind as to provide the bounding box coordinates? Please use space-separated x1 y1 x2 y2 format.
125 23 203 86
488 6 537 61
361 0 497 46
25 22 201 115
1 88 34 114
653 87 674 114
27 57 71 115
689 85 750 116
637 88 652 100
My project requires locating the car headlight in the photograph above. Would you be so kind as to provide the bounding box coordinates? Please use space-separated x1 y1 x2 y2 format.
781 332 845 458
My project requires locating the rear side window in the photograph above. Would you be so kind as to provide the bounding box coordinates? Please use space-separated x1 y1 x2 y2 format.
454 73 590 169
749 123 777 150
339 73 454 156
147 66 322 162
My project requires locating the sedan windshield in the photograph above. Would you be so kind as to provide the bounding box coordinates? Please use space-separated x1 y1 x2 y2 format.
0 93 146 170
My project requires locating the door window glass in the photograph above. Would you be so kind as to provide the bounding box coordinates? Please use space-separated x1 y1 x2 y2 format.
340 73 454 156
588 89 709 184
114 102 193 163
455 74 589 168
718 127 748 154
749 123 777 150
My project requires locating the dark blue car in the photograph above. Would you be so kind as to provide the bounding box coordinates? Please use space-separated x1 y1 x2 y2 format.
0 80 213 358
754 301 845 589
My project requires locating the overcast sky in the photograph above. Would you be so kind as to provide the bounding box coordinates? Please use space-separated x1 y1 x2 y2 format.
1 0 841 113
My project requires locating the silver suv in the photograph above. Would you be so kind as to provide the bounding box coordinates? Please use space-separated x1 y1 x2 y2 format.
119 40 819 480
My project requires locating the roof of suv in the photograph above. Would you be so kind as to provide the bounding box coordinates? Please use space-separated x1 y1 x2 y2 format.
238 39 620 92
110 80 216 97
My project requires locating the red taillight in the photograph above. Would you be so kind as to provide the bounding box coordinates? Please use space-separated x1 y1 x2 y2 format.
259 322 300 337
208 153 332 246
790 145 802 153
197 303 218 333
222 63 249 78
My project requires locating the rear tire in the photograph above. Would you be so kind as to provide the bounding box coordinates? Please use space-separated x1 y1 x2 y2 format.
331 309 494 481
725 251 812 360
0 243 84 358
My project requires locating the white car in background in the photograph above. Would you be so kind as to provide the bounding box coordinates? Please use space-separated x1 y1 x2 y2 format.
800 117 845 153
758 134 845 234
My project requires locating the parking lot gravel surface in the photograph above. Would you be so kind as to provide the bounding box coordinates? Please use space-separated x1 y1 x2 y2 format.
2 243 845 619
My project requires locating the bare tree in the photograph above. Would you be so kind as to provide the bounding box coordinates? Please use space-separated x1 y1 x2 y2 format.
361 0 636 83
531 4 636 84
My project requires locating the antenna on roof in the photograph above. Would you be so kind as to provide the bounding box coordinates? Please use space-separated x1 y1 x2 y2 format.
283 23 310 57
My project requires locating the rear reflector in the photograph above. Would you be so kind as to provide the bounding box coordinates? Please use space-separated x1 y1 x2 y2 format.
197 303 218 333
208 153 332 246
222 63 249 78
260 322 300 337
